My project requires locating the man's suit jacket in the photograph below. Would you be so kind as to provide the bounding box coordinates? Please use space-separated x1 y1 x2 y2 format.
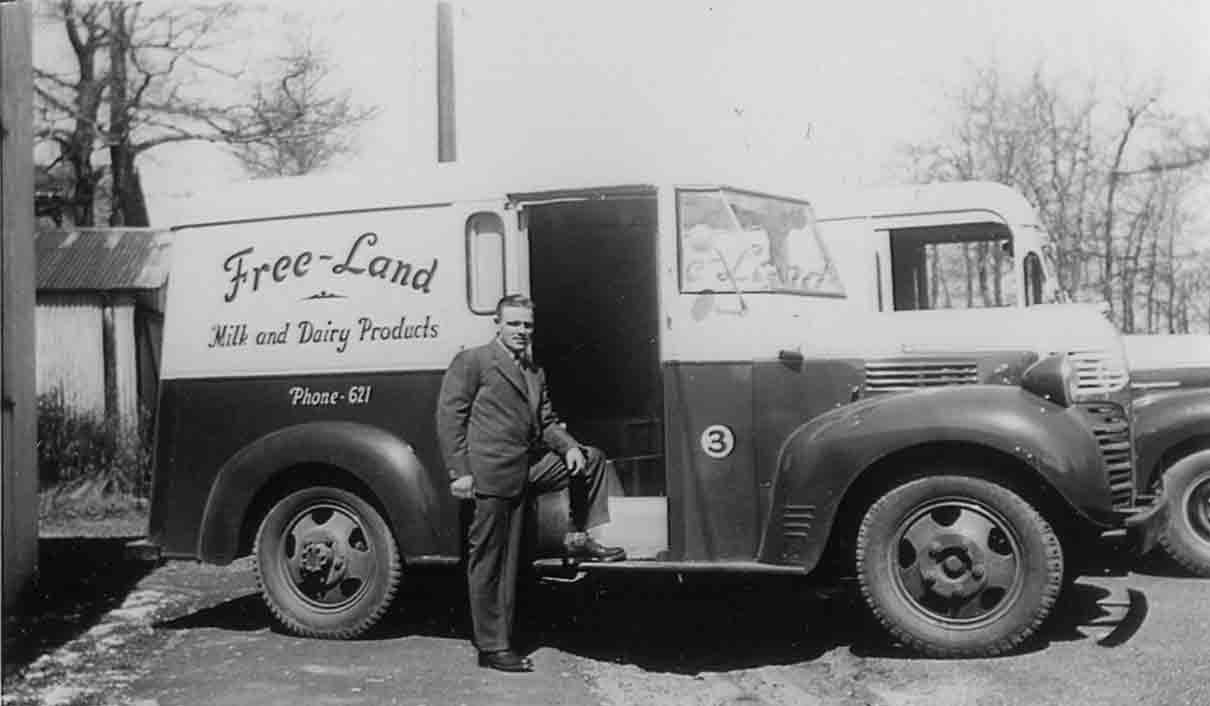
436 340 579 498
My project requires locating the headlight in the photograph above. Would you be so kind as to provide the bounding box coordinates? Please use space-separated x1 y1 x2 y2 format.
1021 353 1078 406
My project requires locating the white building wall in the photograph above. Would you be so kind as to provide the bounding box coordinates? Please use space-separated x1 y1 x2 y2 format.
36 293 145 431
36 293 105 416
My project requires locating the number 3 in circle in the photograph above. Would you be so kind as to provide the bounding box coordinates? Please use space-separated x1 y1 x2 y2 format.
700 424 735 459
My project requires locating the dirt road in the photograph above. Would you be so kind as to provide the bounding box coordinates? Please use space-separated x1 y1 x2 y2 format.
3 541 1207 706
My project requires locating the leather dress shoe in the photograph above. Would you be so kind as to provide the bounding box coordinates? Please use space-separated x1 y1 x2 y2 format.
478 650 533 672
564 533 626 563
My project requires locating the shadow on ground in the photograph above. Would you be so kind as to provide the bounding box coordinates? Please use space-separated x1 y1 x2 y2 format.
148 558 1156 675
518 573 880 672
1130 550 1203 579
2 537 154 679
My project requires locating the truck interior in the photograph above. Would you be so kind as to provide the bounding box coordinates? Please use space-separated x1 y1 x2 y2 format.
522 191 667 557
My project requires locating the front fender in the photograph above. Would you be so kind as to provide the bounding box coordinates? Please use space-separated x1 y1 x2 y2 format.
758 386 1111 569
1133 388 1210 489
198 421 446 564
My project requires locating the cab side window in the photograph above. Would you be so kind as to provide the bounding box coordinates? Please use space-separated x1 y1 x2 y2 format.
466 212 505 314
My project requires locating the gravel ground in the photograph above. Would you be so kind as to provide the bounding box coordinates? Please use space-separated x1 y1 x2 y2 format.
3 538 1207 706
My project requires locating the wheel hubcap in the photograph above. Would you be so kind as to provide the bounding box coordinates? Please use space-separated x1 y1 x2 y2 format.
893 500 1023 624
280 503 377 609
1186 474 1210 544
919 532 989 599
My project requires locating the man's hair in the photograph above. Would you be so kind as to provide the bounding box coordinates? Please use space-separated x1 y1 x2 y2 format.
495 294 534 319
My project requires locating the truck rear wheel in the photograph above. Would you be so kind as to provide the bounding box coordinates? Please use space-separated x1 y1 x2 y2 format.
1158 461 1210 577
254 486 402 639
856 475 1063 657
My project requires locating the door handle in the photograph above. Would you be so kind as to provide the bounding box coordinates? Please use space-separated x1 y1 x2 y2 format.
778 348 804 364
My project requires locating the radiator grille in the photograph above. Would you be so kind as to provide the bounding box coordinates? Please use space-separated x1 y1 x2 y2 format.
1078 402 1134 509
1068 350 1129 395
864 360 979 392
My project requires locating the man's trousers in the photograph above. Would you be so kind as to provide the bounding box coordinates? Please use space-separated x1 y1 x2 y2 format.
466 445 611 652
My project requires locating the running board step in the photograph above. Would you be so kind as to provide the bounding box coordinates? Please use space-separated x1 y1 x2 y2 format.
532 558 808 576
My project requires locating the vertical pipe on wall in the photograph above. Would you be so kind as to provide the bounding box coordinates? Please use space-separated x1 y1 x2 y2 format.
101 297 118 423
436 2 457 163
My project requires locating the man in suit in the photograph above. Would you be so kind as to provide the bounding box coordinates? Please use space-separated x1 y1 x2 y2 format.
436 294 625 673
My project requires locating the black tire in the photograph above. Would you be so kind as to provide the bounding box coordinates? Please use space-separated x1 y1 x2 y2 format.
254 486 402 639
856 475 1063 658
1158 461 1210 577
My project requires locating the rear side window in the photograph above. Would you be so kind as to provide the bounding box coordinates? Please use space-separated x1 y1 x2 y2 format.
1024 252 1045 306
466 212 505 314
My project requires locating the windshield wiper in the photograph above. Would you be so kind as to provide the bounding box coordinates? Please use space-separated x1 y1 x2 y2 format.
717 192 751 315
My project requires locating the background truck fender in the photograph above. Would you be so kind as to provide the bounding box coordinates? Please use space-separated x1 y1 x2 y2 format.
1133 388 1210 489
757 386 1111 569
198 421 445 564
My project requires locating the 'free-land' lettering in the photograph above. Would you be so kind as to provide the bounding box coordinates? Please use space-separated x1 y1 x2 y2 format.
223 232 439 302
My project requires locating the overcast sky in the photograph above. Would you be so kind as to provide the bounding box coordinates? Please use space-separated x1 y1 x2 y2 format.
128 0 1210 221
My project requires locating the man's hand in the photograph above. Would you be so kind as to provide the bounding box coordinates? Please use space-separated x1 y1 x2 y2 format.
564 447 586 476
450 474 474 500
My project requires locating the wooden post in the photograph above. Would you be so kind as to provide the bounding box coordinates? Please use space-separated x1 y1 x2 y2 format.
1 0 39 615
436 1 457 163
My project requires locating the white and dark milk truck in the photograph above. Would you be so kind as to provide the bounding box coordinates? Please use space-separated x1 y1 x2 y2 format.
150 175 1163 656
815 180 1201 576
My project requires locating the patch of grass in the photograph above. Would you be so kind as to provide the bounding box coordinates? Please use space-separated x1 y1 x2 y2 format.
39 488 149 539
36 389 153 538
37 389 152 497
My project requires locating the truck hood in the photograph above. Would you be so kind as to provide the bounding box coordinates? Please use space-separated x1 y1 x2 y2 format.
1124 335 1210 371
1123 334 1210 392
804 303 1123 360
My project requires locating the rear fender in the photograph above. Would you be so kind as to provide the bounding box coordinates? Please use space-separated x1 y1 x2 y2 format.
758 386 1111 570
198 421 446 564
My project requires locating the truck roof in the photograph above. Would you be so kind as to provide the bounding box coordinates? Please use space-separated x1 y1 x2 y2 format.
811 181 1042 227
167 163 804 230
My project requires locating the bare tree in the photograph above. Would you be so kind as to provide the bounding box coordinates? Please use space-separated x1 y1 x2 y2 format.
897 61 1210 332
226 34 378 178
34 0 110 226
34 1 379 226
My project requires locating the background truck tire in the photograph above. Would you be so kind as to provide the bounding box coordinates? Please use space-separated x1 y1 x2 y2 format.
856 475 1063 657
1158 461 1210 577
254 486 402 639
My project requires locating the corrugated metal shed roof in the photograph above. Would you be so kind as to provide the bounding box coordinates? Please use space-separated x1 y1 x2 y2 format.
36 228 172 291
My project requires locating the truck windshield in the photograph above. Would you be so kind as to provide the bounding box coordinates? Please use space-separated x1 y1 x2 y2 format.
677 188 844 297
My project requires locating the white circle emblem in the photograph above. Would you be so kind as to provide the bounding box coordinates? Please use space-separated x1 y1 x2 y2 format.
700 425 735 459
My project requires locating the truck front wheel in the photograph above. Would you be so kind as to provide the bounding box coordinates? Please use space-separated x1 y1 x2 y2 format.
1158 461 1210 577
856 475 1063 657
254 486 402 639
